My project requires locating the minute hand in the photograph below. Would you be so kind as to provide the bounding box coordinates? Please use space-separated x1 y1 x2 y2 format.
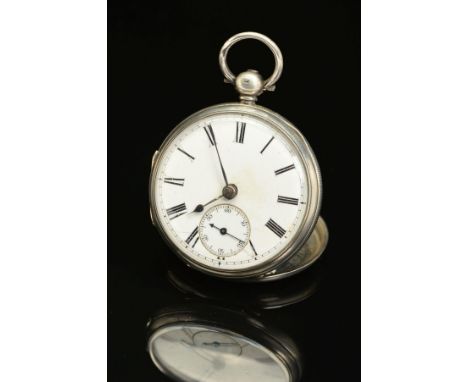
209 124 229 186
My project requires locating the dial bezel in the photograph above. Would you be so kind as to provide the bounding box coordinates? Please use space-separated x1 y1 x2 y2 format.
149 102 322 280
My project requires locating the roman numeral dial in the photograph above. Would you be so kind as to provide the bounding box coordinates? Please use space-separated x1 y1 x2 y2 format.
152 112 314 273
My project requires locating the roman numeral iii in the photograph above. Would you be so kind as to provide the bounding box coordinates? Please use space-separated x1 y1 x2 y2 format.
164 177 185 186
265 218 286 238
277 195 299 205
235 122 246 143
275 164 295 176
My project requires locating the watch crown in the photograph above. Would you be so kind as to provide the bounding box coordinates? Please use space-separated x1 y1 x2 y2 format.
234 70 264 105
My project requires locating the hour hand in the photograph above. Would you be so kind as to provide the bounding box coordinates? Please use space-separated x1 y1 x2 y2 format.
192 195 223 213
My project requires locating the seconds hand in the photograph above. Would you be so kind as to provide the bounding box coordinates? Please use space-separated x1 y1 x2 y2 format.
209 223 245 243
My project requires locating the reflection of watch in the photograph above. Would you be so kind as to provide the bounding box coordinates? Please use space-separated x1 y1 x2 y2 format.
147 305 302 382
166 258 323 310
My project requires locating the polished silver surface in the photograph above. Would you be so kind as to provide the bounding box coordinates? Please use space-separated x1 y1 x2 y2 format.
219 32 283 103
234 69 265 104
259 217 328 281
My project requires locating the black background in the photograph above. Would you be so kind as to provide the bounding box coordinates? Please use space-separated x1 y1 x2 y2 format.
109 1 360 381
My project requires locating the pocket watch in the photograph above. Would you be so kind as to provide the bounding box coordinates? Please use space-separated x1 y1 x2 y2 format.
149 32 328 282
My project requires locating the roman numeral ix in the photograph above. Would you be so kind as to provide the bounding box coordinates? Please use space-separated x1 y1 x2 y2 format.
203 124 216 146
277 195 299 205
275 164 295 176
235 122 246 143
185 226 199 247
265 218 286 238
164 177 185 187
166 203 187 219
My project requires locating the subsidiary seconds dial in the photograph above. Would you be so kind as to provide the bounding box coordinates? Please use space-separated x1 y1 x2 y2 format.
199 204 251 257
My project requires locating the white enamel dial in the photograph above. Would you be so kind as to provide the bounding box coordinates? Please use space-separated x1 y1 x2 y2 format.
151 109 320 274
199 204 251 257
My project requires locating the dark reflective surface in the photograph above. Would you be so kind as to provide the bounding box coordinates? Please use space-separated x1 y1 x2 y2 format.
109 249 359 381
166 260 322 310
109 1 360 381
145 264 324 381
